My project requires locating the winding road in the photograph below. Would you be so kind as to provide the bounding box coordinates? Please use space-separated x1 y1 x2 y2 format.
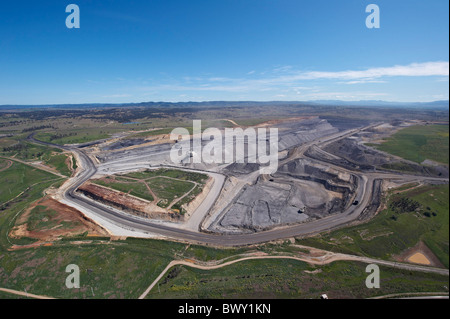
27 125 449 247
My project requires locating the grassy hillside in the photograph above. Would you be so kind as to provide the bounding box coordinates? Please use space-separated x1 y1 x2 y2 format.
146 259 448 299
0 161 448 298
371 124 449 165
0 160 62 205
299 184 449 268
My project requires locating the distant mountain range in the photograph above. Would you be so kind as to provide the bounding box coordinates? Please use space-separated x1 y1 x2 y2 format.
310 100 449 108
0 100 448 110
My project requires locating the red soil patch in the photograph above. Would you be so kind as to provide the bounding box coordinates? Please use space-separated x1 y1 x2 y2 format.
394 241 445 268
77 182 183 221
9 196 109 243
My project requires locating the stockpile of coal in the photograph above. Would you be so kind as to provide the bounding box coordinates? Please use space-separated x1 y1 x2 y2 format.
102 138 148 151
324 138 389 166
277 118 339 151
216 180 310 232
213 159 358 233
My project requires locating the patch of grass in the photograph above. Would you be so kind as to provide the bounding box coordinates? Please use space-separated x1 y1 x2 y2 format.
371 125 449 165
0 161 61 204
91 178 154 202
24 204 83 234
91 169 208 209
146 259 449 299
0 137 18 150
150 177 194 208
123 168 208 183
1 138 58 162
1 132 447 299
0 290 33 299
380 162 421 173
71 155 77 171
181 245 247 262
43 153 71 176
234 118 272 126
27 205 58 231
35 129 110 145
0 165 448 299
0 159 11 171
128 128 187 139
391 182 420 192
298 184 449 268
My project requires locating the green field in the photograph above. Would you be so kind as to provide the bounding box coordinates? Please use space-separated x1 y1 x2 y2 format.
92 169 208 209
0 159 448 299
123 168 208 183
0 161 244 299
371 124 449 165
146 259 448 299
0 159 238 298
44 153 72 177
23 205 81 232
34 130 111 145
0 136 72 177
1 136 57 161
1 124 449 299
92 177 155 202
298 184 449 268
151 177 195 208
0 160 63 205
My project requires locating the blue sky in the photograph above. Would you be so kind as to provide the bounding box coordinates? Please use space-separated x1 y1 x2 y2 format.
0 0 448 104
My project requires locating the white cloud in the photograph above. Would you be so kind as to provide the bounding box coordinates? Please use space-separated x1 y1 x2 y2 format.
133 61 448 101
299 61 449 80
342 80 387 85
273 65 293 73
253 62 449 85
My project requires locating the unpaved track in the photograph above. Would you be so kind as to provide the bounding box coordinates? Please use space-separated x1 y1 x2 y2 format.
27 128 449 247
0 156 66 178
0 159 12 172
138 247 449 299
0 287 55 299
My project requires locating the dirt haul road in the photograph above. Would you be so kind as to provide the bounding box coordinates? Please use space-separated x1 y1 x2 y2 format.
27 126 449 247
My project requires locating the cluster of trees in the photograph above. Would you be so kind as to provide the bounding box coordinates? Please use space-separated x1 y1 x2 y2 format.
48 132 77 141
423 206 438 218
1 106 196 124
2 142 25 153
0 120 22 128
2 142 44 159
22 124 54 132
389 197 421 214
389 197 438 220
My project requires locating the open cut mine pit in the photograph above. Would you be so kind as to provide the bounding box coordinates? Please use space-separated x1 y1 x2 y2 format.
47 116 436 241
73 116 377 235
209 158 359 234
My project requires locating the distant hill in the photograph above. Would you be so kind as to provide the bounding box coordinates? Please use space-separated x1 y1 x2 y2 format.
0 100 448 111
310 100 449 109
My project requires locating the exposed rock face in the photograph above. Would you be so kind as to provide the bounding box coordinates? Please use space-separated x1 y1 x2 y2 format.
77 183 183 222
323 138 390 167
210 158 358 234
277 118 339 151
